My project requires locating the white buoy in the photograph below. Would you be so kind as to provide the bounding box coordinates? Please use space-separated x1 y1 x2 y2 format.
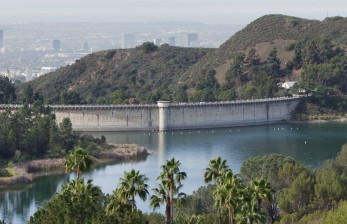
305 141 307 144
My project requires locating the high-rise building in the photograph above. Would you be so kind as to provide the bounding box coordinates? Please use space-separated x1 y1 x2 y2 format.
153 38 162 46
168 37 175 46
52 39 61 52
82 41 89 52
120 33 135 49
0 30 3 49
184 33 199 47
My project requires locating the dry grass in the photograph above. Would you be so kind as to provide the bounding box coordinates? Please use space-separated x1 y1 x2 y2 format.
25 159 65 173
97 144 153 160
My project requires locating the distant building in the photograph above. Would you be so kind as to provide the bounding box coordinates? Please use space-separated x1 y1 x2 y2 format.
82 41 89 52
184 33 199 47
52 39 61 52
120 33 135 49
168 37 175 46
0 30 3 49
153 38 162 46
281 81 297 89
39 67 57 77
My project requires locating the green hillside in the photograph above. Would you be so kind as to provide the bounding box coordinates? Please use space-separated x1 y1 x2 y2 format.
181 14 347 85
18 44 212 104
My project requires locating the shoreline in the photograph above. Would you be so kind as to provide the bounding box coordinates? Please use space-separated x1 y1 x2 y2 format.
0 144 153 187
290 117 347 123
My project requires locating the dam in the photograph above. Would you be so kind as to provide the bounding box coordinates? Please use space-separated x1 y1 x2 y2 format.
0 97 301 131
53 97 300 131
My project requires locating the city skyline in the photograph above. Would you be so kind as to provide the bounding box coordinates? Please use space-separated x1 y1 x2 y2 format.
0 0 346 25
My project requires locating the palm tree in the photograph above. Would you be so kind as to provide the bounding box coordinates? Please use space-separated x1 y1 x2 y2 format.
213 170 243 224
150 182 171 224
106 188 132 216
158 157 187 224
61 178 103 222
174 214 205 224
249 178 274 208
204 157 230 224
204 156 230 184
64 146 92 179
119 169 149 212
237 188 265 224
150 180 186 224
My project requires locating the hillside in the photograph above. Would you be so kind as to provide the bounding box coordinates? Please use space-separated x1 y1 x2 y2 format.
18 44 212 104
181 14 347 85
17 14 347 105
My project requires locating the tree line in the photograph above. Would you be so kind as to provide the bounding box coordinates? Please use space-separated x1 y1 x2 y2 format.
0 101 106 177
28 143 347 224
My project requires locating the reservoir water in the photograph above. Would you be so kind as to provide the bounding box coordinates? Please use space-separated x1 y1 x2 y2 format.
1 122 347 223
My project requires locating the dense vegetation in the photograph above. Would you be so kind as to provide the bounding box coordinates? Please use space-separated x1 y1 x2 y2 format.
0 99 107 177
27 143 347 224
17 44 211 104
0 76 16 104
287 38 347 119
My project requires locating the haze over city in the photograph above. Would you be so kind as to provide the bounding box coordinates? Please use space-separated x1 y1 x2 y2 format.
0 0 346 24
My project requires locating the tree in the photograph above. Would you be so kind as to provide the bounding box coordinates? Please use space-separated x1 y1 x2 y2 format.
141 42 158 53
314 171 346 210
64 146 92 179
204 157 230 224
150 182 171 224
204 157 230 185
158 157 187 224
278 170 315 214
238 195 264 224
0 76 16 104
23 84 34 104
59 117 75 151
174 85 188 102
240 153 295 190
29 178 104 224
119 169 149 212
323 200 347 224
106 188 132 216
191 69 220 102
213 170 243 224
249 178 273 207
264 48 281 78
226 53 246 85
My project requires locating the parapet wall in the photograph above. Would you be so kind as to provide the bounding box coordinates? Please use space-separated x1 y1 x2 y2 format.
0 97 301 131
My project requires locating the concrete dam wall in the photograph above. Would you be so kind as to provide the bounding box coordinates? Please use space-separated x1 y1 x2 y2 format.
51 97 301 131
0 97 301 131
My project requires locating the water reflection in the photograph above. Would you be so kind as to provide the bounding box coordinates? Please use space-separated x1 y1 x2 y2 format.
0 173 70 223
158 132 166 165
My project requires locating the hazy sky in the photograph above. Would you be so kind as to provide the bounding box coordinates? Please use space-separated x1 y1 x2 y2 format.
0 0 346 24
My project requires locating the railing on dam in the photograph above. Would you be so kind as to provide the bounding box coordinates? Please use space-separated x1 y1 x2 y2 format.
0 96 301 110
